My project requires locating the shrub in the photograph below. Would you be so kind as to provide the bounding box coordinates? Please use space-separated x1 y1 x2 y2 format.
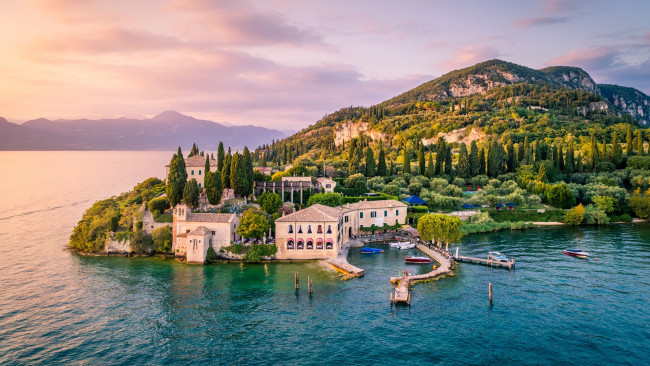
151 226 172 253
564 204 585 225
367 177 385 191
610 214 633 223
382 184 400 197
130 231 153 254
154 213 173 223
148 197 170 215
344 173 367 189
583 204 610 225
546 183 576 209
408 182 423 196
206 247 218 262
410 205 428 213
307 192 343 207
258 192 283 214
627 156 650 170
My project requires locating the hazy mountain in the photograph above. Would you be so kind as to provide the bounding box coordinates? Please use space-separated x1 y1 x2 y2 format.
0 111 285 151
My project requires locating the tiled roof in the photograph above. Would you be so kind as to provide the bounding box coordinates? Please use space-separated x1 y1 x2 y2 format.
186 212 235 223
275 204 341 222
188 226 212 235
347 200 408 210
185 155 217 167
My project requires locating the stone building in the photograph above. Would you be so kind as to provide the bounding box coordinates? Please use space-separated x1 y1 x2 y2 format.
274 199 407 260
172 204 239 264
165 154 218 188
316 177 336 193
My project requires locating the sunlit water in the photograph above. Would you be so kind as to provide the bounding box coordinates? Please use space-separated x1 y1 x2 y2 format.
0 151 649 365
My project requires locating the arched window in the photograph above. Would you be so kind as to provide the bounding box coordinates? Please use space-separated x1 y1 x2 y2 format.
326 225 332 234
298 225 303 233
316 239 323 249
307 225 312 233
326 239 333 250
287 239 294 250
297 239 304 249
306 240 313 249
317 225 323 233
288 225 293 233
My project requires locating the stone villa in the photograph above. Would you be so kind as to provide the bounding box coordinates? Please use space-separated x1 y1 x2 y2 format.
274 199 407 260
172 204 240 264
165 155 218 188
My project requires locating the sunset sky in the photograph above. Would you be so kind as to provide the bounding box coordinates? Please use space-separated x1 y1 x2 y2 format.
1 0 649 129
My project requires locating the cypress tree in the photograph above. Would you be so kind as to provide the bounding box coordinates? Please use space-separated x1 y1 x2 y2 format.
182 178 200 208
523 136 530 162
487 141 499 178
469 140 479 177
389 158 394 176
626 125 633 156
478 147 487 176
506 141 517 173
242 147 254 196
457 143 470 179
590 134 599 172
206 169 222 205
537 163 547 183
612 132 623 167
402 145 411 174
637 130 644 156
444 147 452 176
377 145 387 176
418 144 425 175
435 138 446 175
518 139 525 163
565 140 575 174
204 155 211 189
217 142 225 173
552 144 559 170
231 153 249 197
166 147 188 207
576 152 584 173
558 143 565 172
426 152 434 178
534 140 542 163
221 151 232 189
365 147 376 177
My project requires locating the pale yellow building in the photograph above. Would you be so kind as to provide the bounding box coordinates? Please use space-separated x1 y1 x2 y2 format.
172 204 239 264
165 154 218 188
317 177 336 193
274 199 407 260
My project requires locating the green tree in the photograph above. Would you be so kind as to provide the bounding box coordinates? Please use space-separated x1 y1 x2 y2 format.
242 147 254 196
377 145 387 176
506 140 517 173
426 152 435 178
221 151 232 189
166 147 188 206
203 155 211 189
637 130 644 156
365 146 376 177
402 145 411 174
593 195 615 214
469 140 479 177
435 138 445 175
626 125 633 156
518 139 526 163
478 146 487 176
307 192 343 207
576 152 584 173
236 209 271 240
183 178 200 208
589 134 599 172
344 173 367 189
417 213 463 248
629 189 650 218
151 226 172 253
258 192 283 214
564 204 585 225
444 147 453 176
558 143 565 172
457 143 469 179
217 142 225 173
389 158 395 176
537 163 547 182
487 140 503 178
611 132 623 167
546 183 575 208
231 153 249 197
418 144 425 175
205 169 222 205
565 140 575 174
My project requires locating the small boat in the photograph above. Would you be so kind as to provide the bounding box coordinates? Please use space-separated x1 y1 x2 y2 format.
487 251 509 263
398 243 416 250
405 256 433 263
389 241 410 248
361 247 384 254
563 249 589 259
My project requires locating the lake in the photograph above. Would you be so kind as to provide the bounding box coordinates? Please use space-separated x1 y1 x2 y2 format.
0 151 649 365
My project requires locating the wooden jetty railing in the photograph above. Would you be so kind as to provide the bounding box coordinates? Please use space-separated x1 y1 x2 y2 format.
453 254 515 269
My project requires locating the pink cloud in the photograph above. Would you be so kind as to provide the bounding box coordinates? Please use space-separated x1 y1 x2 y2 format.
439 45 500 71
548 46 617 70
515 16 566 28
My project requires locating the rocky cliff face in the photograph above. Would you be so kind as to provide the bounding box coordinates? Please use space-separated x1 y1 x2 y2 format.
333 120 388 148
599 84 650 126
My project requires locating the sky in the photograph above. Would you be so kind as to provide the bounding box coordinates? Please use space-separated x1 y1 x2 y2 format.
1 0 649 130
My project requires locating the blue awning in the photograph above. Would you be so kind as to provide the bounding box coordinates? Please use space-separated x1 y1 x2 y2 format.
495 203 505 208
403 195 426 205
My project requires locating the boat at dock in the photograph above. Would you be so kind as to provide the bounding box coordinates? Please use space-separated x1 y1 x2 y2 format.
361 247 384 254
398 243 416 250
389 241 410 248
405 256 433 263
562 249 589 258
487 251 509 262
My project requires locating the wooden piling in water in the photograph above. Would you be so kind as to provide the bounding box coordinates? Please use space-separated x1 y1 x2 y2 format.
295 272 299 290
489 282 493 303
308 277 313 294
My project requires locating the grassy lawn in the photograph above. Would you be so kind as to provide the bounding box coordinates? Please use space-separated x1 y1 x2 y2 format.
154 213 173 223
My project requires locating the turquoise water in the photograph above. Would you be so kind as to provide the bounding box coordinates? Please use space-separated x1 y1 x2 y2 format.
1 152 650 365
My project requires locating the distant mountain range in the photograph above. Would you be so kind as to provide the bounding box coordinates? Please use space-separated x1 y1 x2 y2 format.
0 111 286 151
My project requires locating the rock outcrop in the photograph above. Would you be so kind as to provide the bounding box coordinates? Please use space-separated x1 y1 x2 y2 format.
333 120 388 148
599 84 650 126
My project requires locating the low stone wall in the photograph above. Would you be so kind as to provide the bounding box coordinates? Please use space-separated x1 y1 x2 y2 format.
142 221 171 235
105 238 131 254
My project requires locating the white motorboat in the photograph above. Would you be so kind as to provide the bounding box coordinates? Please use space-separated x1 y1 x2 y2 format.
389 241 410 248
398 243 416 250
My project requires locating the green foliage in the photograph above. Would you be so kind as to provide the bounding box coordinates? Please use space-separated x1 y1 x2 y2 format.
258 192 283 214
583 204 610 225
307 192 343 207
344 173 367 189
151 226 172 253
154 213 173 223
183 178 200 208
377 145 387 176
488 208 565 222
382 184 400 197
236 209 271 239
166 149 187 206
417 213 463 245
546 183 575 209
365 147 376 177
410 205 428 213
130 231 153 254
628 189 650 219
205 169 223 205
462 220 535 235
148 197 170 216
206 247 218 262
627 156 650 170
592 195 615 214
564 204 585 225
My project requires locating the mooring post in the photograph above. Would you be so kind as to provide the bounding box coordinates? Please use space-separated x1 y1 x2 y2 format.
295 272 299 290
308 277 313 294
489 282 493 303
456 247 459 258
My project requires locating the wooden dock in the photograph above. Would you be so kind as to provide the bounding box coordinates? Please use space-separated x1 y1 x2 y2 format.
453 255 515 269
391 277 411 305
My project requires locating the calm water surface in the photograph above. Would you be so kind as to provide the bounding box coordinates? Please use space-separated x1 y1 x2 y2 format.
1 151 649 365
